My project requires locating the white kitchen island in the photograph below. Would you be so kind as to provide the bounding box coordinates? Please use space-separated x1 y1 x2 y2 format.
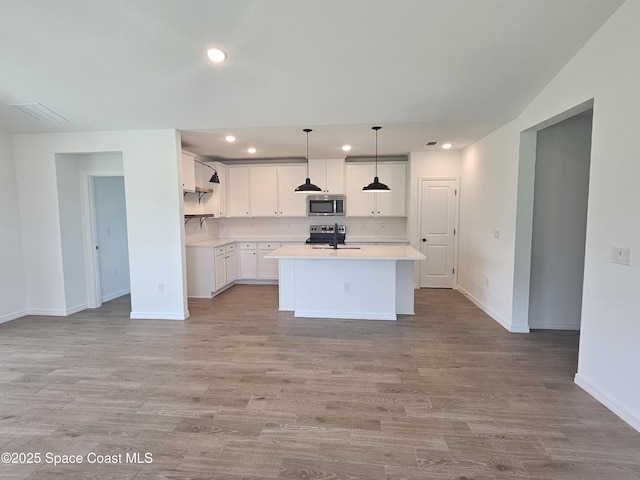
266 245 426 320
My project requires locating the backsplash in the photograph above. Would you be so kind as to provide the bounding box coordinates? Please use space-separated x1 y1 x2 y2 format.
210 216 408 242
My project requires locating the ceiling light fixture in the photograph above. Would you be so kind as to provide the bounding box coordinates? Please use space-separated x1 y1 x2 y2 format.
247 147 257 154
442 143 452 149
207 48 227 63
362 126 390 193
194 159 220 184
294 128 322 193
342 145 352 152
224 135 236 142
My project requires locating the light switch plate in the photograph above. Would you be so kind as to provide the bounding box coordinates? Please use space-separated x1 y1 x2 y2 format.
611 247 631 266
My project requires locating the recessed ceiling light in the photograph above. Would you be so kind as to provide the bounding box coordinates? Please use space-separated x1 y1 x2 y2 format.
224 135 236 142
247 147 257 154
207 48 227 63
342 145 352 152
442 143 452 150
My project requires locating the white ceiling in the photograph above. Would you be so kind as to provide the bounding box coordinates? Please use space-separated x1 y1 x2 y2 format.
0 0 623 160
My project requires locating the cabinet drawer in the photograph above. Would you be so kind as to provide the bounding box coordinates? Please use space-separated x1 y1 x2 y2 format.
215 246 225 256
225 243 236 253
239 242 257 250
258 242 281 250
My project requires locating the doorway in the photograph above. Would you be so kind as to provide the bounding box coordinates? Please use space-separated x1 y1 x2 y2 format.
90 175 130 305
528 110 593 329
418 178 459 288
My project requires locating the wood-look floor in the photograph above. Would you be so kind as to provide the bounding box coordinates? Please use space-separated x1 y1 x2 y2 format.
1 286 639 479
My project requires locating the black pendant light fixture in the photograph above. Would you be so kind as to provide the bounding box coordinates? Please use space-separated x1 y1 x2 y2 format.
295 128 321 192
363 126 390 192
194 159 220 184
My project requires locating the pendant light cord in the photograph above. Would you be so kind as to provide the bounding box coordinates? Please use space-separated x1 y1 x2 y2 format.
372 126 381 177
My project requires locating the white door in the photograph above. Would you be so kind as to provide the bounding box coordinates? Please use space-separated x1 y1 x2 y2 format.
419 179 457 288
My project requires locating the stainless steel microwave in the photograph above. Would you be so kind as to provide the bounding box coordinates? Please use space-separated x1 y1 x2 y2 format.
307 194 345 216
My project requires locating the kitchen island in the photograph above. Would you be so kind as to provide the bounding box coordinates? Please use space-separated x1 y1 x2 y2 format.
266 245 426 320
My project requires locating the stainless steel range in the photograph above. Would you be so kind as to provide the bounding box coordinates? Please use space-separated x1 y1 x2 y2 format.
305 224 346 245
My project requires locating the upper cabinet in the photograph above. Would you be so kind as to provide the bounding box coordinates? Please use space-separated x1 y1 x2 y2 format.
227 166 251 217
345 162 407 217
210 162 227 218
227 164 307 217
181 151 197 192
308 158 345 194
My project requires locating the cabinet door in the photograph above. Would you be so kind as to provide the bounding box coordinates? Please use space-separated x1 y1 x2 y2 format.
226 251 237 284
307 159 327 192
375 163 407 216
239 250 257 279
277 165 307 216
227 167 250 217
345 164 376 216
249 166 278 217
214 253 226 291
325 158 345 194
211 163 226 217
181 152 196 192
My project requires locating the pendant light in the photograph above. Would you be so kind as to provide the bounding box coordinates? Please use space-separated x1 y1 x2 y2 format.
194 159 220 183
295 128 321 192
363 126 390 192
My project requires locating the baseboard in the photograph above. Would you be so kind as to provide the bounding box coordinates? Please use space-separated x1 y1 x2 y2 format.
101 288 130 303
575 373 640 434
26 303 88 317
529 320 581 330
456 285 529 333
235 279 278 285
130 311 187 321
0 309 28 325
294 310 396 321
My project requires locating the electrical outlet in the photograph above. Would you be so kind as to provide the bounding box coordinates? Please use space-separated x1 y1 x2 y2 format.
344 282 350 292
612 247 631 266
494 230 500 239
158 283 164 293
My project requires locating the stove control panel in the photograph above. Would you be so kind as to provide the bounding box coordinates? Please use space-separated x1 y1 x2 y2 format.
310 225 346 234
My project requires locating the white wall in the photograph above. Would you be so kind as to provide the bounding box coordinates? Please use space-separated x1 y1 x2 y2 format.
12 130 188 320
460 0 640 430
408 151 462 286
0 128 27 323
55 154 88 312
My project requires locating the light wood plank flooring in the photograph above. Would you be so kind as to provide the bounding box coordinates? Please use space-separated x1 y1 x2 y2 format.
1 286 639 479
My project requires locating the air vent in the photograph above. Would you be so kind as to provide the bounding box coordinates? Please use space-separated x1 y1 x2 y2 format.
10 103 68 122
425 141 438 146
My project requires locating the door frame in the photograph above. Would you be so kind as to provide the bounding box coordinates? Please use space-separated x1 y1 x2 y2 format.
417 176 460 288
80 171 127 308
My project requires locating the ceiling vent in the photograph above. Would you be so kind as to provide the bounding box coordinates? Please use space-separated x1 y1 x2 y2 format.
10 103 68 122
425 141 438 146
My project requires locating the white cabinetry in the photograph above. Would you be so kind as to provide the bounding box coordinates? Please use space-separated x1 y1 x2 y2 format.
227 164 307 217
210 163 227 217
181 151 197 192
249 166 278 217
308 158 345 193
258 242 281 280
238 242 258 279
186 243 236 298
276 165 306 216
227 167 250 217
237 241 281 280
345 162 407 216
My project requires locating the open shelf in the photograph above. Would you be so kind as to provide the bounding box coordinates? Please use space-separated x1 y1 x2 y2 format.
184 214 214 228
184 186 214 204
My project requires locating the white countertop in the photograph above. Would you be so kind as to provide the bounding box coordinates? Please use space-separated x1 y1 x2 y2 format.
266 244 425 260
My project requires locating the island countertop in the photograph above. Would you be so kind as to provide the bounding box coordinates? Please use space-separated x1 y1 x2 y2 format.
266 244 425 261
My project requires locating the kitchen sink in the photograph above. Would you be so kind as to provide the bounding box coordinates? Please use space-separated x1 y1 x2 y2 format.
311 246 361 249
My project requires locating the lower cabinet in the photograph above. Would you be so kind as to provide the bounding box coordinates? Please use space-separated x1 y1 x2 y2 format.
238 242 258 279
237 241 281 280
186 243 236 298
